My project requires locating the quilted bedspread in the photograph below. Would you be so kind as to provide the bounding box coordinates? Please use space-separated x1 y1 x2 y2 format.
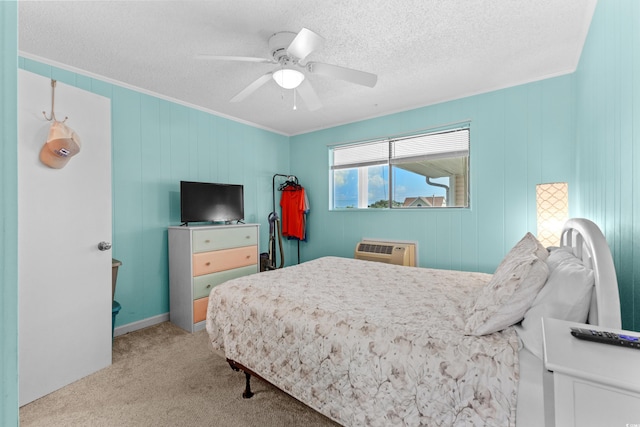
206 256 520 426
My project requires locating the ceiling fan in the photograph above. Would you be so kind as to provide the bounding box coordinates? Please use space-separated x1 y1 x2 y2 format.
197 28 377 111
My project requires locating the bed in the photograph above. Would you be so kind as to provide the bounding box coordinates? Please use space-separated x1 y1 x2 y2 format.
206 218 621 426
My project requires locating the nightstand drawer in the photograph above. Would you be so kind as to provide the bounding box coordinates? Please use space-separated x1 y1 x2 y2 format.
192 227 257 253
193 265 257 299
192 245 257 276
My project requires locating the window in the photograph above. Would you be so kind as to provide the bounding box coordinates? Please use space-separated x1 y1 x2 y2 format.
330 126 469 209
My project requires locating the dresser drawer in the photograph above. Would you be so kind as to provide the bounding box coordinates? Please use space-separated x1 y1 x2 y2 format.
193 297 208 324
192 227 257 253
192 265 257 299
192 245 257 276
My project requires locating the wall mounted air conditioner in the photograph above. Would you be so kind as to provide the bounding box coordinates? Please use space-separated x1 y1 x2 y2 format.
354 240 416 267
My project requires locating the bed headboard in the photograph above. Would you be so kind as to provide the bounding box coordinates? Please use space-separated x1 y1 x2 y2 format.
560 218 621 329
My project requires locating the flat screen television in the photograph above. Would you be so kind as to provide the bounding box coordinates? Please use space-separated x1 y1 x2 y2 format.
180 181 244 225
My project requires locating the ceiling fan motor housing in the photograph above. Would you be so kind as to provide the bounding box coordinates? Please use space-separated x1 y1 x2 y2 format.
269 31 298 65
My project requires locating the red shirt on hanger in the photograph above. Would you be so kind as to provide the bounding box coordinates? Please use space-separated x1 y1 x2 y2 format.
280 187 306 240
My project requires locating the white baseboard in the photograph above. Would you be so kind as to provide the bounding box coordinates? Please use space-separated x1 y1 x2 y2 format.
113 312 169 337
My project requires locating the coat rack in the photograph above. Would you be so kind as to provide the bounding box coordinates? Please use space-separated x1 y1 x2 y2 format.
42 79 68 122
271 173 304 266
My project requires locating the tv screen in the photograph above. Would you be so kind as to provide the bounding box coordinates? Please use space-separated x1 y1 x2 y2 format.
180 181 244 224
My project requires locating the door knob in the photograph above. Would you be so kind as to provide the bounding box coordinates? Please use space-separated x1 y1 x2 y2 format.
98 241 112 251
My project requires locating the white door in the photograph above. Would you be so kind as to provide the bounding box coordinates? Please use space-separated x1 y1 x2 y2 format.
18 69 112 405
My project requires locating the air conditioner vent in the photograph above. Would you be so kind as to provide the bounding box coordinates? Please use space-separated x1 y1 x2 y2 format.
354 240 416 267
357 243 394 255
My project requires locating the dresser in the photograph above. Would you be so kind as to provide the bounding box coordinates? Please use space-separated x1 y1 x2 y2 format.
542 317 640 427
168 224 259 333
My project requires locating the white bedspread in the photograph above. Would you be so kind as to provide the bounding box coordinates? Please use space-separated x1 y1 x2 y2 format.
206 256 520 426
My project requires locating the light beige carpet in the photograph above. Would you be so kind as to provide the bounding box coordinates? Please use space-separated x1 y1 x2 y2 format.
20 322 339 427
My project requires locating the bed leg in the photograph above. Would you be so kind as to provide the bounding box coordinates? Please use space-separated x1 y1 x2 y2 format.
243 371 254 399
227 359 254 398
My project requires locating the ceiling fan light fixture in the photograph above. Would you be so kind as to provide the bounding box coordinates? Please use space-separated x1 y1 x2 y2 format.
273 68 305 89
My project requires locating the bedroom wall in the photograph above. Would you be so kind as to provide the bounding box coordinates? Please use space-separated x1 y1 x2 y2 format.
290 75 576 274
573 0 640 332
2 1 636 419
18 58 291 330
1 3 19 426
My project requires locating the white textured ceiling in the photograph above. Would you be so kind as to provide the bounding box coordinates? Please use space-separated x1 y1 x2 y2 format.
19 0 596 136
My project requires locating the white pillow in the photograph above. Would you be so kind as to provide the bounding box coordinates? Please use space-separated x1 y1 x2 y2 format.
464 232 549 336
545 247 576 273
515 254 594 359
465 254 549 336
496 232 549 267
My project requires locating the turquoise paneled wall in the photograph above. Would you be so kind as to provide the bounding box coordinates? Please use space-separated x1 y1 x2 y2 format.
1 3 18 426
291 75 576 274
574 0 640 331
19 58 290 327
5 5 637 423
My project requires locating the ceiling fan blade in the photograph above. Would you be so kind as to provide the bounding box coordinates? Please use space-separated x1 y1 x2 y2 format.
296 79 322 111
196 54 275 64
230 72 273 102
306 62 377 88
287 28 324 62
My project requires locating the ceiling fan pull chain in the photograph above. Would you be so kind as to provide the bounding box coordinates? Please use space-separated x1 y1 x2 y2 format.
293 89 297 110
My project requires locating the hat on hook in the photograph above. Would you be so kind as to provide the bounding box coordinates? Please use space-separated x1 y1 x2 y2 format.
39 120 81 169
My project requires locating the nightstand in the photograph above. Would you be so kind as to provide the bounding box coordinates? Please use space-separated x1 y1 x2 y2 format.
542 317 640 427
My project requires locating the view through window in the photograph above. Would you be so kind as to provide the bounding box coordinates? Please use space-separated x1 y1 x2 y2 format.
330 126 469 209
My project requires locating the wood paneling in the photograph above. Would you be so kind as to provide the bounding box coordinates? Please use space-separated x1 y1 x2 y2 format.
1 3 19 425
291 75 575 275
574 0 640 331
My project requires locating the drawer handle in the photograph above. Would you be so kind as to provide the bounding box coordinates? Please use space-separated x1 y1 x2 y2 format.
245 235 250 239
246 255 251 259
206 284 211 289
205 262 211 266
205 239 210 243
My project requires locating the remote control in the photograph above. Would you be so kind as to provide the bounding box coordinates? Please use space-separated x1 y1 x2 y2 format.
570 327 640 349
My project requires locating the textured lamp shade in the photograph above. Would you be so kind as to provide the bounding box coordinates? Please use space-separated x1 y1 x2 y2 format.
536 182 568 248
273 69 305 89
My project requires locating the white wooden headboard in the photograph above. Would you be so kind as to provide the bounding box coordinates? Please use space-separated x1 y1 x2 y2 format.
560 218 621 329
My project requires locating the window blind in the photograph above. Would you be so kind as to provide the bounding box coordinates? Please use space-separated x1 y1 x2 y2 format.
331 140 388 170
391 128 469 164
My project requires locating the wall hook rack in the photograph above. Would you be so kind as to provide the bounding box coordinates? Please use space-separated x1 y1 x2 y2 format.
42 79 68 122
